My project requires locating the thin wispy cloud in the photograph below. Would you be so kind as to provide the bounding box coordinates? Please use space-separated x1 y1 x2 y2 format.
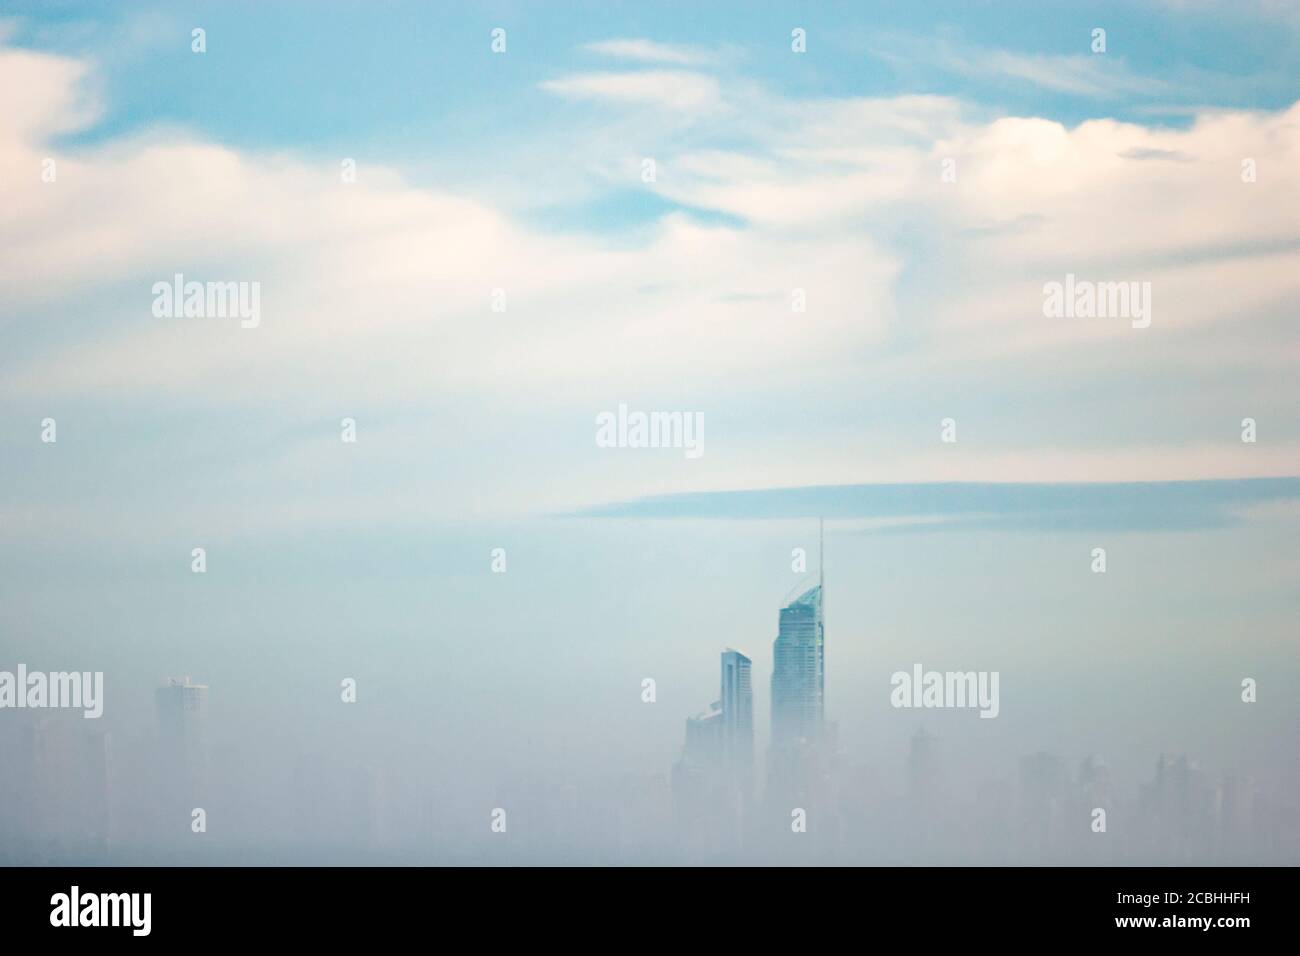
584 38 707 66
539 69 723 112
869 34 1171 99
975 50 1165 98
578 478 1300 532
1117 146 1194 162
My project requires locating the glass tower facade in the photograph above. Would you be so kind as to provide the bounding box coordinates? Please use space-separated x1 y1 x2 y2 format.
720 649 753 774
770 584 824 747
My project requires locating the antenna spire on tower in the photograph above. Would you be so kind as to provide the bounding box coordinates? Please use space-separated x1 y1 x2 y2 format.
819 516 824 594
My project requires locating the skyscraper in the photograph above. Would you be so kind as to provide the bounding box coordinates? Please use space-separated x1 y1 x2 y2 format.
672 650 755 858
681 701 724 767
719 649 753 776
154 676 208 829
155 676 207 749
771 521 824 748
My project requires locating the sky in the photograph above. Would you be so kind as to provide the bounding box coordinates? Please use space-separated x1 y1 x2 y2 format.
0 1 1297 863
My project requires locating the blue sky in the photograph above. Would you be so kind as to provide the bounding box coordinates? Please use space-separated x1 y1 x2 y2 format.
17 1 1300 150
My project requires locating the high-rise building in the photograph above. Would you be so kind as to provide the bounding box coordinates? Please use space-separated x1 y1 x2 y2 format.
672 649 755 858
156 676 207 769
770 526 824 749
766 522 827 812
720 649 753 775
154 676 209 827
682 701 723 767
1142 753 1215 861
156 676 207 732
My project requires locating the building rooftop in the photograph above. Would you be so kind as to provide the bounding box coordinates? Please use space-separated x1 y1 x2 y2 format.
788 584 821 608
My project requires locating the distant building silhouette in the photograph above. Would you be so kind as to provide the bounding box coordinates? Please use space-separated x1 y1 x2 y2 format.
0 714 111 862
154 676 208 832
156 675 207 734
682 700 723 767
1140 753 1215 862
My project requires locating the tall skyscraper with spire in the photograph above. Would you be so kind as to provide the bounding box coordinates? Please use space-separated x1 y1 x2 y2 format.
771 519 825 748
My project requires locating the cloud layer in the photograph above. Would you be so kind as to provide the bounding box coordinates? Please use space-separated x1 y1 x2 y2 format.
1 34 1296 534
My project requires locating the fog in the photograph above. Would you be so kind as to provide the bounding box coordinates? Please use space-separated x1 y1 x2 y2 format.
3 511 1296 864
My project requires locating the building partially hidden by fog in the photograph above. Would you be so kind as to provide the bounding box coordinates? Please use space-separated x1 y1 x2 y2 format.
0 714 112 863
155 676 208 831
676 650 754 779
770 582 825 748
765 521 836 820
156 676 207 730
720 649 753 777
682 700 723 767
672 648 756 857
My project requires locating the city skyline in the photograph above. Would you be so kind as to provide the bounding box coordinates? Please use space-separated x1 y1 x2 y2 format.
5 658 1294 865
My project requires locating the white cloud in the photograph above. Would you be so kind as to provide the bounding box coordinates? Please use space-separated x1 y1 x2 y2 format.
975 50 1163 97
1 41 1297 531
584 38 705 66
870 34 1170 99
539 70 722 112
